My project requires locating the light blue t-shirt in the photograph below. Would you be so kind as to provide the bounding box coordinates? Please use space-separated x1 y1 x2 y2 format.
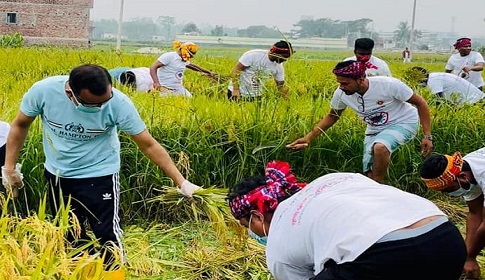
21 75 146 178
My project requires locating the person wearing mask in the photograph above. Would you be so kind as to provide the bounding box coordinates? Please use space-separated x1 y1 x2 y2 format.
2 64 202 279
149 41 217 97
344 38 392 77
228 40 294 101
228 160 466 280
420 148 485 279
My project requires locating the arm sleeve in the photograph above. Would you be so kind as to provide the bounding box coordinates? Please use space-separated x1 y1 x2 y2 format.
20 83 44 117
329 89 348 110
115 94 146 135
391 79 414 101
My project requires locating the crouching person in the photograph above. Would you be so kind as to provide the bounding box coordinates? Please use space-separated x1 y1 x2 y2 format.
2 64 202 279
227 161 466 280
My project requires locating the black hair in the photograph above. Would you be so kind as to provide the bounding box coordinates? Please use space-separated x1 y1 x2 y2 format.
274 40 294 54
456 37 471 42
69 64 112 97
420 153 471 179
411 66 428 75
419 154 448 179
354 38 374 51
119 71 137 88
334 60 357 70
227 176 266 202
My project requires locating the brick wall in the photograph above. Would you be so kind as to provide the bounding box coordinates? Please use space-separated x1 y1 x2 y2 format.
0 0 93 47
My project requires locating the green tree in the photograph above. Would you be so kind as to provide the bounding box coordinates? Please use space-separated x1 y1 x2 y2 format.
182 23 200 34
156 16 176 40
394 21 423 48
236 25 280 38
210 25 224 37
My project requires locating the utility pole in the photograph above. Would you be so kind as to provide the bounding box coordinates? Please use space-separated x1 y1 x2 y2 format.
408 0 417 59
116 0 125 52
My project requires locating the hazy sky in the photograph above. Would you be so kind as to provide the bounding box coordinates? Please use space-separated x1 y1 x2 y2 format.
91 0 485 37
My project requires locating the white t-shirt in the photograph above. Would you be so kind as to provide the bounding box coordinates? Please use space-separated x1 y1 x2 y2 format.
460 148 485 203
0 121 10 147
266 173 445 280
344 55 392 77
228 49 285 97
445 51 485 88
330 76 418 135
156 51 190 90
427 73 485 104
129 67 153 92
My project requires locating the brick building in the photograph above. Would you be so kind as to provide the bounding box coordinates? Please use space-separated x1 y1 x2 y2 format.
0 0 93 47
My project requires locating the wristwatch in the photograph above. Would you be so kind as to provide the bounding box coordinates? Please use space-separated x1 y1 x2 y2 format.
423 135 433 141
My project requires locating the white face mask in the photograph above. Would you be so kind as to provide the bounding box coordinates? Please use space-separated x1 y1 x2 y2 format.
447 179 474 197
447 187 470 197
248 214 268 246
75 103 101 113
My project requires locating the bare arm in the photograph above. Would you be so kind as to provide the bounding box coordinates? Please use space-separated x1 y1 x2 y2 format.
275 80 289 99
149 60 164 88
186 63 212 75
4 112 35 170
231 62 248 92
131 129 185 187
465 197 485 259
463 62 484 73
406 93 433 156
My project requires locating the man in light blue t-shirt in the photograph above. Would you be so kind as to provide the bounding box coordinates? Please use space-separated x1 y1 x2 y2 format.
2 64 201 276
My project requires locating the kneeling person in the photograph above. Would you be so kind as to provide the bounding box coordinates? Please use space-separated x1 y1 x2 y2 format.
228 161 466 280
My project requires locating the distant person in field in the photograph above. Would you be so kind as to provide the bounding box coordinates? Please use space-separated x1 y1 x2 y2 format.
109 67 154 92
420 148 485 280
409 66 485 104
344 38 392 77
402 47 411 63
228 40 293 101
0 121 10 167
445 37 484 91
286 60 433 183
2 64 202 278
149 41 217 97
227 161 466 280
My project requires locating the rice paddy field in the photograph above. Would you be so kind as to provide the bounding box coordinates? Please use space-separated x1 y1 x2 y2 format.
0 45 484 279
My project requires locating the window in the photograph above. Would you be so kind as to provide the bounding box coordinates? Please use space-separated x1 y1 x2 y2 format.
6 13 17 24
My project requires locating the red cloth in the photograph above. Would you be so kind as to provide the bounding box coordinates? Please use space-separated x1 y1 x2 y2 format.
229 161 306 220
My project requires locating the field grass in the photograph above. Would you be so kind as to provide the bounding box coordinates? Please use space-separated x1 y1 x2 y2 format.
0 45 484 279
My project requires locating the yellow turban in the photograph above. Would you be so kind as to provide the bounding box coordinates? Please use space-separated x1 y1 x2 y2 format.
173 41 198 61
422 152 463 191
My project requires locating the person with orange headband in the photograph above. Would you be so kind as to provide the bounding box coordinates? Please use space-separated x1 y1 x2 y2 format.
149 41 218 97
228 40 293 101
228 161 466 280
287 60 433 183
420 148 485 279
445 37 484 91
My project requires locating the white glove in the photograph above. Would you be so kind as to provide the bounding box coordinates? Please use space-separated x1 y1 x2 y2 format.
178 180 202 198
2 163 24 198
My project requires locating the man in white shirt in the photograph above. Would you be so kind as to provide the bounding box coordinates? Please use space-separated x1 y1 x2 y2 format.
420 148 485 279
410 66 485 104
228 40 293 101
445 37 484 91
228 161 466 280
110 67 154 92
287 60 433 183
344 38 392 77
